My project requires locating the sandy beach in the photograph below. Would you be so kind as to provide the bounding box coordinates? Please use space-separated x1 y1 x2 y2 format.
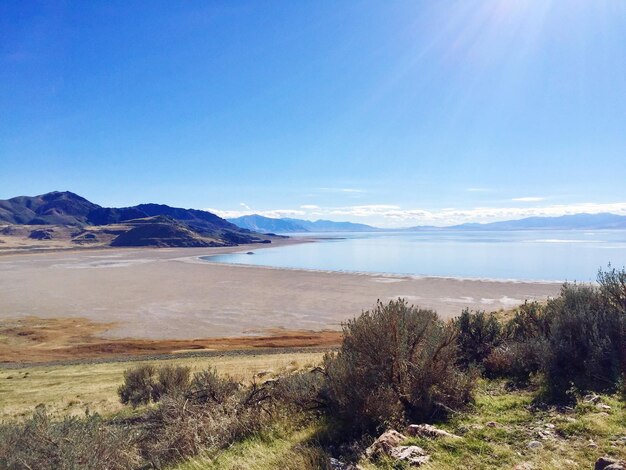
0 239 561 342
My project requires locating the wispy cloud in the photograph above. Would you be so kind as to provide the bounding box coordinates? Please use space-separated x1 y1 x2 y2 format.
467 187 490 192
206 208 306 219
319 187 366 194
512 197 545 202
208 201 626 227
325 202 626 226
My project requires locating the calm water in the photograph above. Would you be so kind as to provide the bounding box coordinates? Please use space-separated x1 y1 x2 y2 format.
204 230 626 282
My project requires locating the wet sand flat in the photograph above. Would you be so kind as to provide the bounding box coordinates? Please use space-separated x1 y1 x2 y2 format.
0 242 561 340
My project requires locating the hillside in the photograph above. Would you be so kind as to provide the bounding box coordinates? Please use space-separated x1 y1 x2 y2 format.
109 216 223 248
0 191 98 225
0 191 271 248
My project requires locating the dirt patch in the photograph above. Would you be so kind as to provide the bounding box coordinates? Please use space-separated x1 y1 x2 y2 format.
0 317 342 365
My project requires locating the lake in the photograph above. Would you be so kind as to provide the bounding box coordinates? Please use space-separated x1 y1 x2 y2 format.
203 230 626 282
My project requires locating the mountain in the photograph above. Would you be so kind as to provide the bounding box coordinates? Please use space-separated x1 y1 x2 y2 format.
286 218 378 232
109 216 222 248
0 191 271 247
228 215 378 233
229 212 626 233
0 191 99 225
448 213 626 231
227 215 308 233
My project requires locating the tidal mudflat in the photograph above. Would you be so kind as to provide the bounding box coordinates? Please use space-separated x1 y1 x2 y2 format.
0 242 560 346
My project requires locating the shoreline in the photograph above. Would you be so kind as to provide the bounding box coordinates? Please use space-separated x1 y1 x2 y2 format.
0 242 561 344
200 253 566 285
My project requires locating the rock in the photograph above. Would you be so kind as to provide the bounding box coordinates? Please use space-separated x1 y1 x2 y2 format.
527 440 543 450
365 430 408 458
597 404 612 411
595 457 626 470
388 446 430 466
486 421 498 428
544 423 555 429
513 463 534 470
537 430 552 440
28 229 53 240
365 430 431 466
406 424 461 439
588 439 599 448
330 457 362 470
585 394 602 404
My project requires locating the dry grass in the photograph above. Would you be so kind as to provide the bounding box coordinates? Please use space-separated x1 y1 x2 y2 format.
0 352 325 420
173 424 326 470
0 316 341 364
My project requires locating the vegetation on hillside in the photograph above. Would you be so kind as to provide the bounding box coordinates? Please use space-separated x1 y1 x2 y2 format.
1 267 625 469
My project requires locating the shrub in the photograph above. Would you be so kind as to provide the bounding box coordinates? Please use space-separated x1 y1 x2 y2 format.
153 365 191 401
269 368 327 413
598 265 626 314
323 299 475 435
483 340 546 384
455 308 503 368
118 364 157 407
598 266 626 383
481 301 549 383
542 283 623 402
0 405 140 470
187 368 240 404
118 364 192 407
506 301 550 341
140 381 269 467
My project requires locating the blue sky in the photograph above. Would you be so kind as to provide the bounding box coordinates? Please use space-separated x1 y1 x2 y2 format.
1 1 626 227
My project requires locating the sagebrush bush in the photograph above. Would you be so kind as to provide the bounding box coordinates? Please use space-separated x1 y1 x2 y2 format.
543 283 623 401
118 364 157 407
0 405 140 470
506 301 550 341
140 374 271 467
481 301 549 383
269 368 326 413
187 368 240 404
455 308 503 368
598 265 626 314
323 299 475 435
153 365 191 401
483 340 546 384
118 364 191 407
597 266 626 383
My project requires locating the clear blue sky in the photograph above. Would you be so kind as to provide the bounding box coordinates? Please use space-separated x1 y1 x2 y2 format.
2 1 626 226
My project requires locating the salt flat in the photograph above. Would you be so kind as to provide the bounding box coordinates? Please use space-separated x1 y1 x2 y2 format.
0 242 561 340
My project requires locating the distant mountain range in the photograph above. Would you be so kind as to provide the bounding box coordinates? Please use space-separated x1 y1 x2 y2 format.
431 213 626 231
2 193 626 250
0 191 270 247
228 212 626 233
227 214 378 233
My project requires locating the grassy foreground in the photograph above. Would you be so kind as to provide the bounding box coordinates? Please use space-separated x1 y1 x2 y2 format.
0 351 324 420
1 351 624 469
173 379 626 470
